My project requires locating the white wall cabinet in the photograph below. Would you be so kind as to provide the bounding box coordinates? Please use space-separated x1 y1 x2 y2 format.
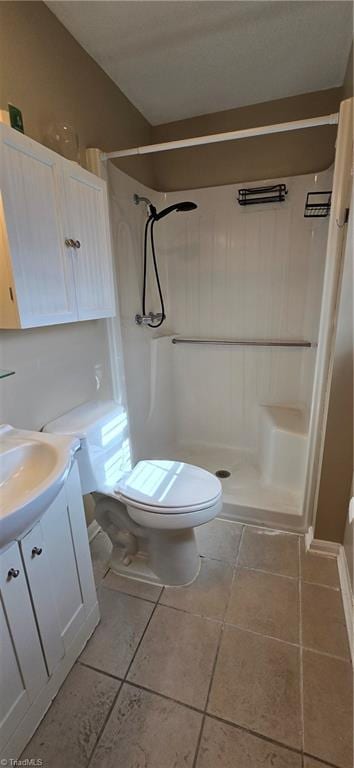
0 462 99 760
0 123 115 328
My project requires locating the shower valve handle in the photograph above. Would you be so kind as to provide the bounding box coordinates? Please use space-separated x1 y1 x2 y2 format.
135 312 164 326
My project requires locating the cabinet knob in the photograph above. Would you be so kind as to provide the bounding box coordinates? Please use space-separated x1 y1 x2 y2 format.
74 240 81 249
31 546 43 557
7 568 20 580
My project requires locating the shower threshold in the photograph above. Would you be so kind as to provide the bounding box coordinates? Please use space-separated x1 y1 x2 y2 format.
164 444 304 533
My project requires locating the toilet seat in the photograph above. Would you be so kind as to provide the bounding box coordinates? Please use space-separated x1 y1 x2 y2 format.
116 459 222 515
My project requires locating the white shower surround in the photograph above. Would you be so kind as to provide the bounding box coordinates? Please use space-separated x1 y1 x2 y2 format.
108 164 331 529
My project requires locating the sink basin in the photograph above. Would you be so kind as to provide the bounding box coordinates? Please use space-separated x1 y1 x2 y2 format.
0 425 80 549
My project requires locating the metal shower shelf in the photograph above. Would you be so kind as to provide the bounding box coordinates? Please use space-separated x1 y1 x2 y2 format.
171 338 313 348
238 184 288 206
304 191 332 218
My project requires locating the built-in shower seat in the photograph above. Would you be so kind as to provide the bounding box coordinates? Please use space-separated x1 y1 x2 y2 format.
259 405 308 495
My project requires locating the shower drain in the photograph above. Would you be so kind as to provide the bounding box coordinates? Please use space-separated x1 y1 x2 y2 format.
215 469 231 479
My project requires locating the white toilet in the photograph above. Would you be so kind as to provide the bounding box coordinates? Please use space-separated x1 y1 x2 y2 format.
45 400 222 586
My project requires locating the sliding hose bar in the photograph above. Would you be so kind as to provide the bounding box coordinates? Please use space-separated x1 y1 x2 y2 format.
140 215 166 328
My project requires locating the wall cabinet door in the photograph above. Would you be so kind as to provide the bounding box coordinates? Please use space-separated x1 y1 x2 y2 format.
0 542 48 752
0 124 115 328
0 124 77 327
62 162 115 320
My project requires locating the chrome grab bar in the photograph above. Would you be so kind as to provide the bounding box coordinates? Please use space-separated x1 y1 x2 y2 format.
171 338 313 348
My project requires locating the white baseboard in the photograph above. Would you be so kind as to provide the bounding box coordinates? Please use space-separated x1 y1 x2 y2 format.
87 519 101 542
306 528 353 663
337 545 354 664
305 527 341 557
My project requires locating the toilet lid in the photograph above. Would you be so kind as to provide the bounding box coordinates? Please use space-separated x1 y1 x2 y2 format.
116 460 222 512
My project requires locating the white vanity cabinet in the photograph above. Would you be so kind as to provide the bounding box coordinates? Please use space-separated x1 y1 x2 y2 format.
0 123 115 328
0 462 99 760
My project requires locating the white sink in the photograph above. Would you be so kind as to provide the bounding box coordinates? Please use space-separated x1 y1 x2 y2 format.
0 425 80 548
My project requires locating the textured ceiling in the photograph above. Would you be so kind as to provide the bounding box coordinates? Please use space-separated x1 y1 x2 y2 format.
46 1 353 125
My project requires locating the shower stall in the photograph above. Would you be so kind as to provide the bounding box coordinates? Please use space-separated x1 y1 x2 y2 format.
91 98 352 534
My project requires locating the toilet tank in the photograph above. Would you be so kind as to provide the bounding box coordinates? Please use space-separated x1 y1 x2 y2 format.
44 400 132 494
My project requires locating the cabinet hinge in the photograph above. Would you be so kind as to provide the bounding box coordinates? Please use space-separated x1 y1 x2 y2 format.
9 286 14 302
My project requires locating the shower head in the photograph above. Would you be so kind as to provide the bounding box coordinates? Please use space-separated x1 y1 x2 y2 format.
152 201 197 221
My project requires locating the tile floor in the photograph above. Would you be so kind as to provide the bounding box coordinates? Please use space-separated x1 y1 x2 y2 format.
22 520 353 768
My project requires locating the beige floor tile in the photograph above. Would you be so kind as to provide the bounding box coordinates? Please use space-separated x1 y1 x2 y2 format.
301 582 350 658
238 527 299 577
21 664 119 768
90 683 202 768
208 626 302 749
160 558 233 620
196 717 302 768
226 568 299 643
127 604 221 708
303 649 353 768
301 547 339 588
90 530 112 585
195 518 243 563
102 569 163 602
80 587 154 677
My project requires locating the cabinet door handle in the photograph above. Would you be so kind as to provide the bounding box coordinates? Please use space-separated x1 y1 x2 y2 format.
65 238 76 248
7 568 20 580
31 547 43 557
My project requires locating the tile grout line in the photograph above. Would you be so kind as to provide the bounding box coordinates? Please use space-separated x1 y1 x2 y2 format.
100 580 163 605
192 524 245 768
303 750 347 768
78 666 345 768
85 589 162 768
88 528 348 767
85 526 346 768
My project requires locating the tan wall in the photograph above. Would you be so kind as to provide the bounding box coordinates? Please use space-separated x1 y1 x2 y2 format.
0 2 349 194
0 1 156 187
315 186 353 543
152 89 342 191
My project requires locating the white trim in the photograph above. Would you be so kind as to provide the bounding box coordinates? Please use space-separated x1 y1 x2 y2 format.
304 525 314 551
306 530 353 662
102 113 339 160
87 519 101 543
303 98 353 534
307 537 341 557
338 546 354 663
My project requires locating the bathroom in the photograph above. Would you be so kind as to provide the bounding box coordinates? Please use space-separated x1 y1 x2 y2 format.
0 1 353 766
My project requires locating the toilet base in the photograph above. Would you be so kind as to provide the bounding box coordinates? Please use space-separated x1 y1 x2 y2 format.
109 542 201 588
94 494 202 587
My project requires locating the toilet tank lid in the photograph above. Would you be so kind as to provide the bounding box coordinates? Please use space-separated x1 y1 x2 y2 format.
44 400 125 439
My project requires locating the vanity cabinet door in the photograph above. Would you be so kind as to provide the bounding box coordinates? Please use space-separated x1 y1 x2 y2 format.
20 523 65 675
61 162 115 320
40 486 86 651
0 542 48 752
0 123 77 328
